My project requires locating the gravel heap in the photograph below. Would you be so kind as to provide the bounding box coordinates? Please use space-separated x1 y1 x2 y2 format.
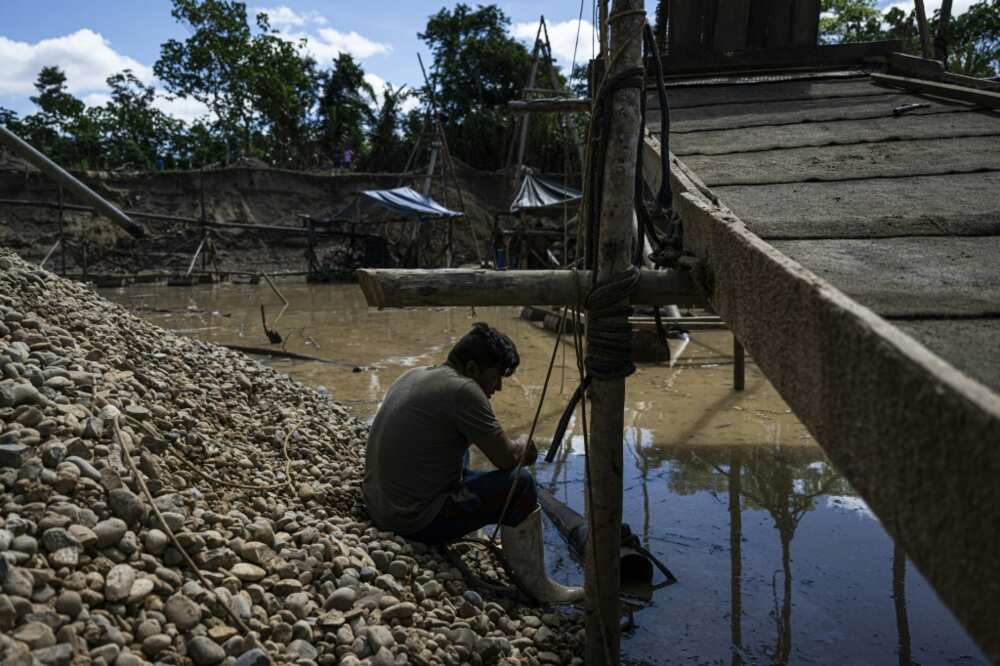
0 250 584 666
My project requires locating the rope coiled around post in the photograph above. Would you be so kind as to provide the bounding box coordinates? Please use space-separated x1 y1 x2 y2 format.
584 265 641 380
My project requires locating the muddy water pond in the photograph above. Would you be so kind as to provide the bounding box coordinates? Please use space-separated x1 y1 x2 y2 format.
104 281 986 665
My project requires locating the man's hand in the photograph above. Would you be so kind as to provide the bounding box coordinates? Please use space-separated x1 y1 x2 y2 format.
519 439 538 466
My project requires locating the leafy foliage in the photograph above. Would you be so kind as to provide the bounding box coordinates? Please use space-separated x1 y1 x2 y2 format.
3 0 994 177
821 0 999 77
419 4 533 169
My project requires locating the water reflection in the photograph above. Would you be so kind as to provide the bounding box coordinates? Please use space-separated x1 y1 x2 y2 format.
541 439 978 665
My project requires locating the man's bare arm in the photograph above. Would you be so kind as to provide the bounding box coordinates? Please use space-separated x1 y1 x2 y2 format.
475 431 537 470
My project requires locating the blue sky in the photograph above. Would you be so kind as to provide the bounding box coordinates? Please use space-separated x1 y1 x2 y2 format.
0 0 971 122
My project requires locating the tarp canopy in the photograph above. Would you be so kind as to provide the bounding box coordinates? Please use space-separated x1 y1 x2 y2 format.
331 187 463 223
510 174 582 213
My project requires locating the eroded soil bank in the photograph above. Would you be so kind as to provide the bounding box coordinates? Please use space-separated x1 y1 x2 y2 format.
105 281 988 665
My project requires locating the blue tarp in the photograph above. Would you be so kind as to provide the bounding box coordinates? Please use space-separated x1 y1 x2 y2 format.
510 174 582 213
332 186 463 223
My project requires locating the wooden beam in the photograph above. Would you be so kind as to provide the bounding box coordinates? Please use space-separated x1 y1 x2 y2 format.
765 0 794 47
871 72 1000 109
355 269 703 308
658 40 898 76
508 98 592 113
914 0 933 58
888 52 1000 92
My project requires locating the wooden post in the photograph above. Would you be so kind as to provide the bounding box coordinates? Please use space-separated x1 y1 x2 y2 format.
734 337 746 391
914 0 932 59
58 186 66 275
935 0 954 65
586 2 644 664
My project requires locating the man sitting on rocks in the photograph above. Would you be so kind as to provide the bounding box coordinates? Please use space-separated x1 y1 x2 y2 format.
363 323 582 604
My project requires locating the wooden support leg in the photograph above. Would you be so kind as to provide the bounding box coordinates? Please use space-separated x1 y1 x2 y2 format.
734 337 746 391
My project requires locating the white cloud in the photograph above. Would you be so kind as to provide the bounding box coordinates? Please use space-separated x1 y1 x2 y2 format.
250 5 327 28
153 94 212 125
0 29 153 97
511 19 597 73
878 0 976 15
250 6 390 63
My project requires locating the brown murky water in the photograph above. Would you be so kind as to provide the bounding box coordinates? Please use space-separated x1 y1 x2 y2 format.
105 281 986 665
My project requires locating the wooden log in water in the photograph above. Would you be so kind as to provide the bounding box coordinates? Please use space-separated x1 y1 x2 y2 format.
356 268 704 308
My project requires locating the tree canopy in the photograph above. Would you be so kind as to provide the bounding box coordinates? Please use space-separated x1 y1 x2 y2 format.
1 0 996 175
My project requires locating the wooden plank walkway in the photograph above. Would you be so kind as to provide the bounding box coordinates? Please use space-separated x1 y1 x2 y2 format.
644 70 1000 662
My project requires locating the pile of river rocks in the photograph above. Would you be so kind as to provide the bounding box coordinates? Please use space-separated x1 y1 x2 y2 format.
0 249 585 666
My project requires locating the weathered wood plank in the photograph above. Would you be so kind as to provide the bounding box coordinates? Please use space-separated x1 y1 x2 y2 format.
356 269 705 308
658 93 972 133
685 135 1000 186
791 0 821 46
642 133 1000 661
712 0 753 52
894 318 1000 393
674 191 1000 665
657 40 898 75
889 52 1000 92
872 72 1000 109
713 171 1000 239
769 237 1000 318
671 111 1000 156
651 77 885 109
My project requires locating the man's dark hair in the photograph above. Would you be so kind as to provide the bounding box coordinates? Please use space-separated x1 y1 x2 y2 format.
447 323 520 377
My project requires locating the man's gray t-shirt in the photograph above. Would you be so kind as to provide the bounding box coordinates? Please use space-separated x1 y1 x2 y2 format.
362 364 503 533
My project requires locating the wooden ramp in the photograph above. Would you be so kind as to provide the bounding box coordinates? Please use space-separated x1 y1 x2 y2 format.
644 70 1000 660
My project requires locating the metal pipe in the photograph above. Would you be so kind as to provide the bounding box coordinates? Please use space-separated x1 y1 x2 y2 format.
537 488 655 601
0 125 145 238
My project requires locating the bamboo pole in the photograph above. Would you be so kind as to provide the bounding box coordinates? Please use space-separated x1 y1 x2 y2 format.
913 0 932 59
586 1 644 663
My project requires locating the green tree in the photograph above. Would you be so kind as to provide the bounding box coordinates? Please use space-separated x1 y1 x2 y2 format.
942 0 1000 76
317 52 375 166
251 18 320 167
366 84 411 172
819 0 884 44
155 0 259 159
419 4 533 169
101 70 183 169
19 66 88 165
821 0 999 77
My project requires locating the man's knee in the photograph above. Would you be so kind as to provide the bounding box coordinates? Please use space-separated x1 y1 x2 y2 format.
504 467 537 525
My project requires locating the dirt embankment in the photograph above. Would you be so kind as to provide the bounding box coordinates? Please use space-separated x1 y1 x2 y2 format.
0 249 585 665
0 161 511 275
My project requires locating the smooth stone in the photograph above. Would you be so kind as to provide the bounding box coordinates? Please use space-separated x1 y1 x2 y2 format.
94 518 127 548
165 593 202 630
142 633 172 658
105 563 136 602
188 636 226 665
12 621 56 649
234 648 272 666
380 602 416 621
230 563 266 582
108 488 145 526
54 591 82 618
328 587 356 611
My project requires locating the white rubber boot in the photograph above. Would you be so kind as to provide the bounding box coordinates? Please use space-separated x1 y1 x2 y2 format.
501 507 584 604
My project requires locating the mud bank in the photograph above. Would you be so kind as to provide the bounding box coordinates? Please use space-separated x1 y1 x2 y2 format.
0 250 585 666
0 162 508 275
